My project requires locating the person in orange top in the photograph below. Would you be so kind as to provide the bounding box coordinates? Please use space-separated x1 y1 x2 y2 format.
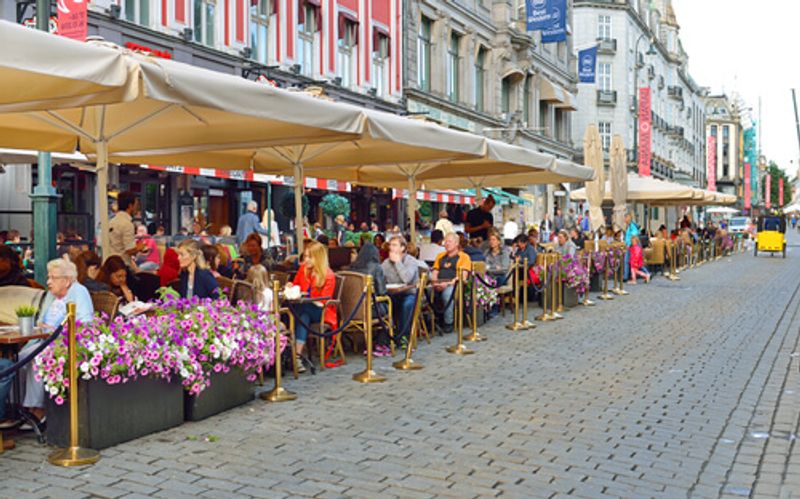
291 241 337 365
431 233 471 333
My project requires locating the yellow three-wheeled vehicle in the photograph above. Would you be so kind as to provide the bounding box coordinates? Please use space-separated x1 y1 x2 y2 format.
754 215 786 258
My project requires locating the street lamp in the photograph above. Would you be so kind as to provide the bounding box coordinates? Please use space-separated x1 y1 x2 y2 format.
632 34 657 166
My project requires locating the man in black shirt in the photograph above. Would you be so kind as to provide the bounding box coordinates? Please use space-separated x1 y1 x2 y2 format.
465 195 496 241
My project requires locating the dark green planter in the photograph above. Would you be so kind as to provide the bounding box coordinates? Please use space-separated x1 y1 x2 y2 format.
589 273 602 292
184 368 255 422
47 377 183 450
562 287 580 308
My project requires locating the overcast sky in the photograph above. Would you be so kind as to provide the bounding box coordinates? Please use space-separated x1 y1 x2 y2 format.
672 0 800 177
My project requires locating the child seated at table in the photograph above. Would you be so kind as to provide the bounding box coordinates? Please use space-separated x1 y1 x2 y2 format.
246 264 273 312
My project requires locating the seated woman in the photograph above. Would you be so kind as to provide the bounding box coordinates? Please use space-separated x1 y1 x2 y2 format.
290 241 337 371
176 239 220 299
74 250 108 292
0 245 30 287
350 243 390 356
233 233 264 280
381 236 419 350
19 258 94 428
373 234 388 261
97 255 137 304
201 244 222 278
484 230 511 285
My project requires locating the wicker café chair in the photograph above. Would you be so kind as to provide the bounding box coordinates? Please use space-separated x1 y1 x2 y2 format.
216 276 235 301
336 271 395 355
91 291 121 322
645 239 666 274
305 274 345 370
271 270 290 287
231 279 256 305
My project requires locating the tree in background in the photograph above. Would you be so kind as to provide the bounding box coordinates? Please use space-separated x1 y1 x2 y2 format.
319 193 350 219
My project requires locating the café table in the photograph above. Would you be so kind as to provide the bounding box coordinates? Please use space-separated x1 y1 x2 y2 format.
0 326 50 442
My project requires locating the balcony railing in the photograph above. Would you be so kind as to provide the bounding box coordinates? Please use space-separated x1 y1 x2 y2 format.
597 90 617 106
597 38 617 54
668 86 683 100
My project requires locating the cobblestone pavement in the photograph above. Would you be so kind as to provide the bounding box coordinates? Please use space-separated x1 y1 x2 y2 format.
3 233 800 499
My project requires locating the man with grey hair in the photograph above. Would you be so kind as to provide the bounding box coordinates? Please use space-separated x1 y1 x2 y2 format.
235 200 269 246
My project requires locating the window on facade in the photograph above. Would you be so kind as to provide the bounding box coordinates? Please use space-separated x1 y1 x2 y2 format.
598 62 612 91
474 47 486 112
710 124 718 137
125 0 151 25
539 101 550 137
297 1 320 77
337 19 358 88
372 32 390 97
599 121 612 151
722 125 730 178
523 76 532 126
501 77 512 114
417 17 432 91
250 0 276 64
597 15 611 40
446 32 461 102
194 0 216 46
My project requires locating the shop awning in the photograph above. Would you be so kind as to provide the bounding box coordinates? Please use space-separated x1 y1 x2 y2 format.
392 189 474 205
462 188 532 206
539 78 575 110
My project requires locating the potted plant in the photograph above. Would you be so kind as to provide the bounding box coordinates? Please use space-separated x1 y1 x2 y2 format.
15 305 37 336
561 255 589 308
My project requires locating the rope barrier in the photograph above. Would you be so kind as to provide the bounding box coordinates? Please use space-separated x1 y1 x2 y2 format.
0 323 65 381
285 290 367 339
473 266 514 289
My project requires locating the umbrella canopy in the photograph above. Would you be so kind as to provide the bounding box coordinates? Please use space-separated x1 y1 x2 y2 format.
706 207 740 214
570 174 698 204
609 135 628 230
0 21 132 113
583 125 605 231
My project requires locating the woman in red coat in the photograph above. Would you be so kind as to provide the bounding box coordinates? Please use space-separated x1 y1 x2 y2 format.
291 240 337 362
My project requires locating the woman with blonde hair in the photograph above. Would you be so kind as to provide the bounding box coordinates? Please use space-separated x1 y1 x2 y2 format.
246 264 273 312
290 240 337 367
176 239 219 299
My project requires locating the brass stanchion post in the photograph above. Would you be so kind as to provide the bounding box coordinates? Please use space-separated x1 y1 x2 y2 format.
597 250 614 300
536 255 554 321
48 303 100 467
393 273 427 370
353 275 387 382
582 252 595 306
521 257 536 328
666 241 680 281
614 248 629 295
552 255 564 319
447 268 474 355
507 258 527 330
464 265 487 342
261 281 296 402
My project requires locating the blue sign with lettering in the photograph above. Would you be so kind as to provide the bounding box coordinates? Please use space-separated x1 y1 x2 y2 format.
578 45 598 83
540 0 567 43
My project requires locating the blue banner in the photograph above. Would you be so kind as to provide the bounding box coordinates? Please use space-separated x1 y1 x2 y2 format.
526 0 552 31
540 0 567 43
578 45 598 83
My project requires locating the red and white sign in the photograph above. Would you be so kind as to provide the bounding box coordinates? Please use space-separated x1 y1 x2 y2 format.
706 136 716 192
392 189 474 205
766 174 771 209
57 0 87 41
744 163 751 210
139 165 351 192
638 87 651 176
779 177 784 206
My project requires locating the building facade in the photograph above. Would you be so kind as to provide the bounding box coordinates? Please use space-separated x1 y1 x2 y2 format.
402 0 580 224
572 0 706 187
704 94 743 200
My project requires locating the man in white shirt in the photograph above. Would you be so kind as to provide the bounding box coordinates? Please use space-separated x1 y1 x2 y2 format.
503 217 519 245
109 191 145 268
418 229 446 264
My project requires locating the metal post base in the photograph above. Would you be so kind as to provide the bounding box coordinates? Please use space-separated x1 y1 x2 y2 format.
551 313 563 320
506 321 530 330
464 332 487 342
582 299 596 306
260 387 297 402
446 344 474 355
665 273 680 281
48 446 100 467
393 358 424 370
597 292 614 300
352 370 386 383
612 288 629 296
535 312 555 321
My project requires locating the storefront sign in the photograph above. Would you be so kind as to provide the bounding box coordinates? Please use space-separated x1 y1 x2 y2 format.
744 163 751 210
57 0 87 41
638 87 651 177
706 135 716 191
124 42 173 59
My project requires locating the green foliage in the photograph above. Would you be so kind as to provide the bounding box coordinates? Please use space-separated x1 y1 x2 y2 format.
320 193 350 217
419 201 433 219
766 161 790 207
156 286 180 301
15 305 37 317
279 192 310 219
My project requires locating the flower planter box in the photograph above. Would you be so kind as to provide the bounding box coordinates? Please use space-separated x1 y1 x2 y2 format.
589 273 603 292
562 287 580 308
184 368 255 422
47 377 183 450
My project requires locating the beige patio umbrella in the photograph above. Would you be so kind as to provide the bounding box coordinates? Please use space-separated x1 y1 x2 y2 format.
570 174 698 203
609 135 628 230
0 27 366 255
583 125 606 232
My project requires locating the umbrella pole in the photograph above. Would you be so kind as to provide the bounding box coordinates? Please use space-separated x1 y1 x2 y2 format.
294 161 304 255
96 141 111 259
408 176 417 244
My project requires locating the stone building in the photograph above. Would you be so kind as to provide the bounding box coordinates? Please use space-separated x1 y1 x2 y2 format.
704 94 744 200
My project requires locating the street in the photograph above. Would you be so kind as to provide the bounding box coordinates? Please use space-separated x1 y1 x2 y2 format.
2 234 800 499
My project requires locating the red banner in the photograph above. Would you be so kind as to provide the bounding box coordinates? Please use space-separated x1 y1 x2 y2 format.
766 175 771 209
779 177 784 206
744 163 751 210
57 0 87 41
638 87 651 176
706 136 716 191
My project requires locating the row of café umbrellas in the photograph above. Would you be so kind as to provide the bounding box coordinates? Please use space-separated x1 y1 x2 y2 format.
570 177 737 206
0 20 593 252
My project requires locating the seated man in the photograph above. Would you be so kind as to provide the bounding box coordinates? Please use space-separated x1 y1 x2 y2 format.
419 229 446 265
554 230 577 257
381 236 419 349
431 233 470 334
